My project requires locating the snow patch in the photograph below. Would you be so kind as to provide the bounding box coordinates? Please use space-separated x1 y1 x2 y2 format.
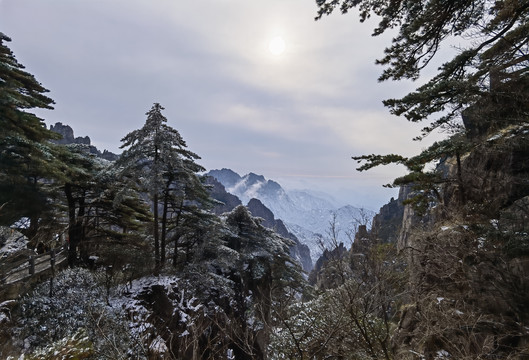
0 227 28 258
149 335 168 354
436 349 451 358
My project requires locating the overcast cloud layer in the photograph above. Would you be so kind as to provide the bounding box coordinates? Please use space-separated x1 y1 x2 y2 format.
0 0 441 210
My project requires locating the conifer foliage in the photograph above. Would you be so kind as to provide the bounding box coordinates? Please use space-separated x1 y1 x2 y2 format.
118 103 211 268
54 145 151 266
316 0 528 131
0 35 311 360
317 0 529 211
315 2 529 358
0 32 62 231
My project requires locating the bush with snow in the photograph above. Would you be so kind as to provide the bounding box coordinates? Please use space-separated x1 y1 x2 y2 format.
10 268 142 359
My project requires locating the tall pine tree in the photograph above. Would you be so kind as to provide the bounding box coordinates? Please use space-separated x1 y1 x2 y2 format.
0 32 62 236
118 103 211 268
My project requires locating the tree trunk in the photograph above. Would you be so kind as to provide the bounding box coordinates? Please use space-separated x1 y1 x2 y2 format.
153 193 160 270
153 143 160 271
172 199 184 267
65 184 87 267
456 150 466 204
65 183 77 267
78 192 87 262
161 185 170 265
27 177 40 241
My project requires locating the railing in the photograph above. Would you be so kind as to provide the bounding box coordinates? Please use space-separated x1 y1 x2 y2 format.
0 245 68 285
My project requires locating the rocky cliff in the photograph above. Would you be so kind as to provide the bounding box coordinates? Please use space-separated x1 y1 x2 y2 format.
49 122 119 161
50 122 90 145
207 168 242 189
204 177 313 272
203 176 242 215
391 123 529 359
246 198 312 272
370 190 405 244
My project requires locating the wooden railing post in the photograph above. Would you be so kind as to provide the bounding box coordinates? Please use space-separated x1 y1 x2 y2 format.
49 248 56 297
29 256 35 275
50 248 56 271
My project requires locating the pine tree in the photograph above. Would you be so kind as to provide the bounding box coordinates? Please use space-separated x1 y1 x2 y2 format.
118 103 210 268
167 172 216 267
316 4 529 357
317 0 529 211
51 144 151 266
0 32 62 235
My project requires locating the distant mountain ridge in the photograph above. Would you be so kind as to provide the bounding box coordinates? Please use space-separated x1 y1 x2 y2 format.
50 122 119 161
207 169 284 205
207 168 241 189
207 169 374 261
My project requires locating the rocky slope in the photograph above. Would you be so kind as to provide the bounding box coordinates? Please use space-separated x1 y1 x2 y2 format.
204 176 313 272
203 176 242 215
370 190 405 244
390 123 529 359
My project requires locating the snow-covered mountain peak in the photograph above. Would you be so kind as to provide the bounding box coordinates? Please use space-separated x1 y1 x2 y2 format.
207 169 374 262
207 168 241 189
227 172 287 204
245 172 266 184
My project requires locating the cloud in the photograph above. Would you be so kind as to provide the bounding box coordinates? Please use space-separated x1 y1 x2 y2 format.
0 0 443 210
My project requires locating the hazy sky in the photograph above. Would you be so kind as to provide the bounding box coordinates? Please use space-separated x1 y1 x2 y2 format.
0 0 441 210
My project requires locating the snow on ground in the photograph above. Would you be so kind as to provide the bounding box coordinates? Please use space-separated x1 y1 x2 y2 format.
0 227 28 258
110 274 201 354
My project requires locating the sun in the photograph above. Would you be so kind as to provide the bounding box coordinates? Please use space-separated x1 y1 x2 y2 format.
268 36 285 56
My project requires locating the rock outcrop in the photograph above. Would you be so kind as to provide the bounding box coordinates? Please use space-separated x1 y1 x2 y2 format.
246 198 312 272
371 191 405 244
206 168 242 189
49 122 119 161
390 123 529 358
204 176 242 215
307 242 347 287
50 122 90 145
